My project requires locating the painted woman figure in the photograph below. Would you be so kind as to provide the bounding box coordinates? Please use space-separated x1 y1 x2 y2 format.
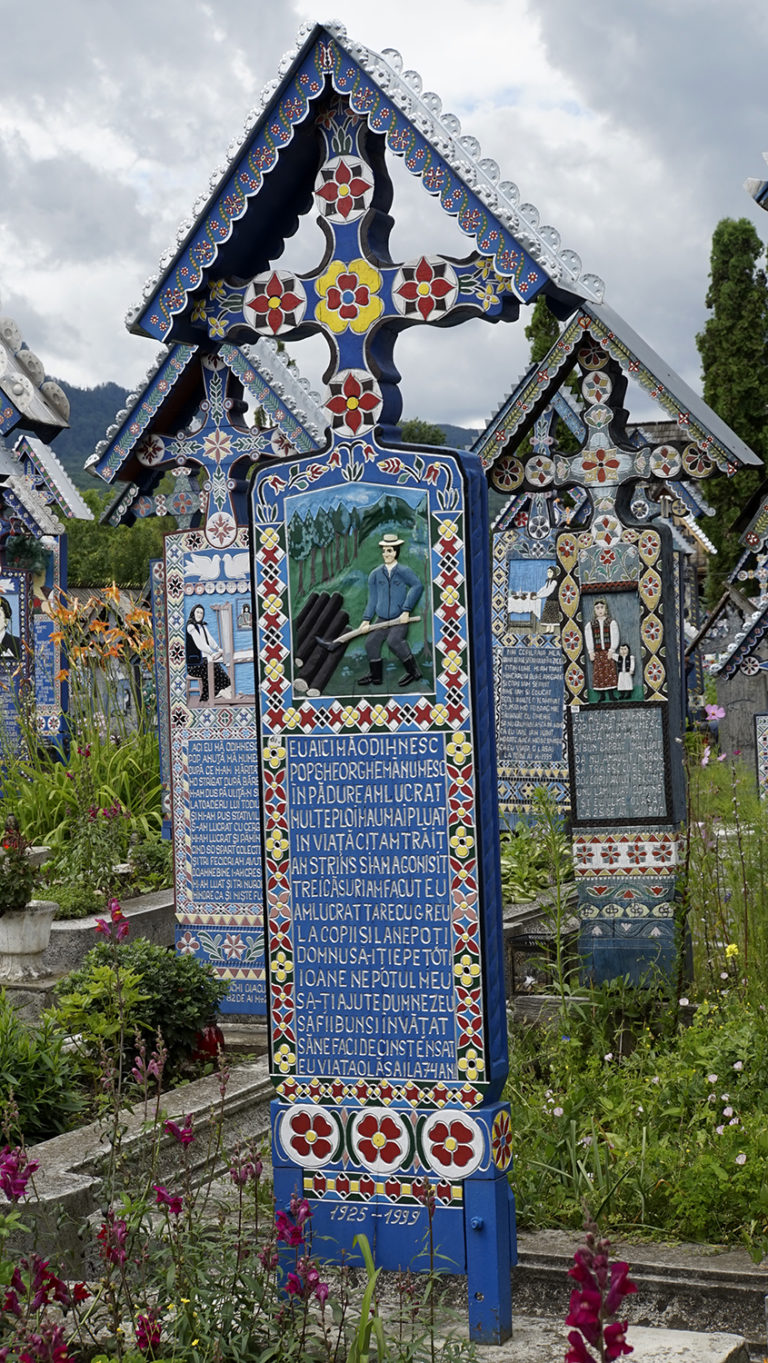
185 604 231 702
585 598 619 699
538 566 559 633
616 642 635 699
0 596 21 669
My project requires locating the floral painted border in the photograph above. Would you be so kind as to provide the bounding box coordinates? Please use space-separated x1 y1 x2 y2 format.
252 444 490 1109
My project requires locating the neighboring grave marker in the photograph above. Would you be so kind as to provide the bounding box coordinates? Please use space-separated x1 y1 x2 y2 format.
755 712 768 797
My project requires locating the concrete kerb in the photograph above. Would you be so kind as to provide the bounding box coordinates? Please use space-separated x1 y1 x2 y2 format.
22 1058 273 1271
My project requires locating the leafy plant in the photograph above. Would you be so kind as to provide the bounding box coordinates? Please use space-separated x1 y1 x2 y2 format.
0 991 83 1140
54 936 227 1077
128 835 172 890
0 817 36 915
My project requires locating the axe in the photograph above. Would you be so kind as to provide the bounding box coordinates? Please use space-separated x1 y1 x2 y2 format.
316 615 421 650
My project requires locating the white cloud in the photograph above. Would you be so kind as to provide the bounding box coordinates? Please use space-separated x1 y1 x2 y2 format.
1 0 767 441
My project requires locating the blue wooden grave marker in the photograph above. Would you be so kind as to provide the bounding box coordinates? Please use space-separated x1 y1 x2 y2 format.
126 19 612 1338
250 441 515 1341
89 342 327 1013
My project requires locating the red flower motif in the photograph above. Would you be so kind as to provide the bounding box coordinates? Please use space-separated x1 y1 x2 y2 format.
581 446 621 483
426 1117 477 1170
326 270 372 321
394 256 457 321
246 271 306 335
315 157 373 220
288 1110 335 1161
355 1113 405 1167
326 370 382 435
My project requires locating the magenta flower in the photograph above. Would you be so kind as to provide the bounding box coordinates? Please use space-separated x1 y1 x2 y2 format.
164 1116 194 1146
275 1210 303 1247
153 1184 183 1215
0 1146 39 1203
565 1220 636 1362
95 898 129 942
97 1212 128 1265
705 703 725 720
135 1309 162 1354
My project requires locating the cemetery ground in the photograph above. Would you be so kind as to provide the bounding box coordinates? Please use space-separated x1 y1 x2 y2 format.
1 635 768 1357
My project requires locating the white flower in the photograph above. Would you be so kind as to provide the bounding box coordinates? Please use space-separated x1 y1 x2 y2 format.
651 1076 660 1084
637 1105 644 1115
553 1107 564 1117
721 1094 730 1101
679 997 690 1007
723 1106 733 1117
604 1053 613 1062
707 1093 716 1103
735 1153 747 1165
707 1073 718 1083
729 1117 739 1126
733 1061 743 1072
715 1125 725 1135
720 972 729 980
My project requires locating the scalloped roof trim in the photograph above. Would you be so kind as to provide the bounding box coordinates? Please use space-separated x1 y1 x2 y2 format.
131 20 604 325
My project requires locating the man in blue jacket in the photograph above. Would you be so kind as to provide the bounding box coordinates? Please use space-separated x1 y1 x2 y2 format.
357 534 424 687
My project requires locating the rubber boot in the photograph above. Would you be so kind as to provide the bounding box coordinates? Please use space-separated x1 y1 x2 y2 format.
398 653 423 687
358 658 383 686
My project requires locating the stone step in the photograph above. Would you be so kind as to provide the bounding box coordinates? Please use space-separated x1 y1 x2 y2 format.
474 1317 749 1361
512 1230 767 1358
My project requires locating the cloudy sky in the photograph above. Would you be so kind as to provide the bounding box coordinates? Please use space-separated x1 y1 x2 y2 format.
2 0 767 435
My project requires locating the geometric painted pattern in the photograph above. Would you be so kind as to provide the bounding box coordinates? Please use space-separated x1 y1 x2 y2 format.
755 713 768 799
252 443 490 1110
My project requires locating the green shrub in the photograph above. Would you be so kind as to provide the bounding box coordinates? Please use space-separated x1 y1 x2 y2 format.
53 939 227 1076
0 991 83 1140
49 882 105 921
128 835 172 889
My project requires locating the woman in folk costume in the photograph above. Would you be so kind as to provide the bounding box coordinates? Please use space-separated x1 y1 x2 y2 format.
185 604 231 702
584 598 619 700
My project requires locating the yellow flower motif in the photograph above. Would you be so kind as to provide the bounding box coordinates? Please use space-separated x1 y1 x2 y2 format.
725 943 739 959
264 657 284 682
264 741 286 769
282 708 302 729
209 280 227 300
438 520 457 541
431 704 448 725
455 954 481 987
191 299 207 322
261 527 280 550
442 584 460 607
341 705 359 726
443 649 462 676
371 704 388 726
458 1048 485 1081
273 951 293 983
446 732 471 764
450 830 474 858
208 315 226 338
315 258 384 335
275 1043 296 1073
479 282 499 311
266 830 288 859
264 593 283 614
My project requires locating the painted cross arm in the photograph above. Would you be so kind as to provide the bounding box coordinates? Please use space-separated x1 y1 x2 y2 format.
129 23 602 345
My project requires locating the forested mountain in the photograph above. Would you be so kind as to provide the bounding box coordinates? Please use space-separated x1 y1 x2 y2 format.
48 380 129 490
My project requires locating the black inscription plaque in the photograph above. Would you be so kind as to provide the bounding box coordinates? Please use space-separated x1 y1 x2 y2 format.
569 704 669 823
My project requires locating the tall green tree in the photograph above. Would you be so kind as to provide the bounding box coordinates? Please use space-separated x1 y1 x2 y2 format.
524 294 560 365
67 488 170 589
697 217 768 595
